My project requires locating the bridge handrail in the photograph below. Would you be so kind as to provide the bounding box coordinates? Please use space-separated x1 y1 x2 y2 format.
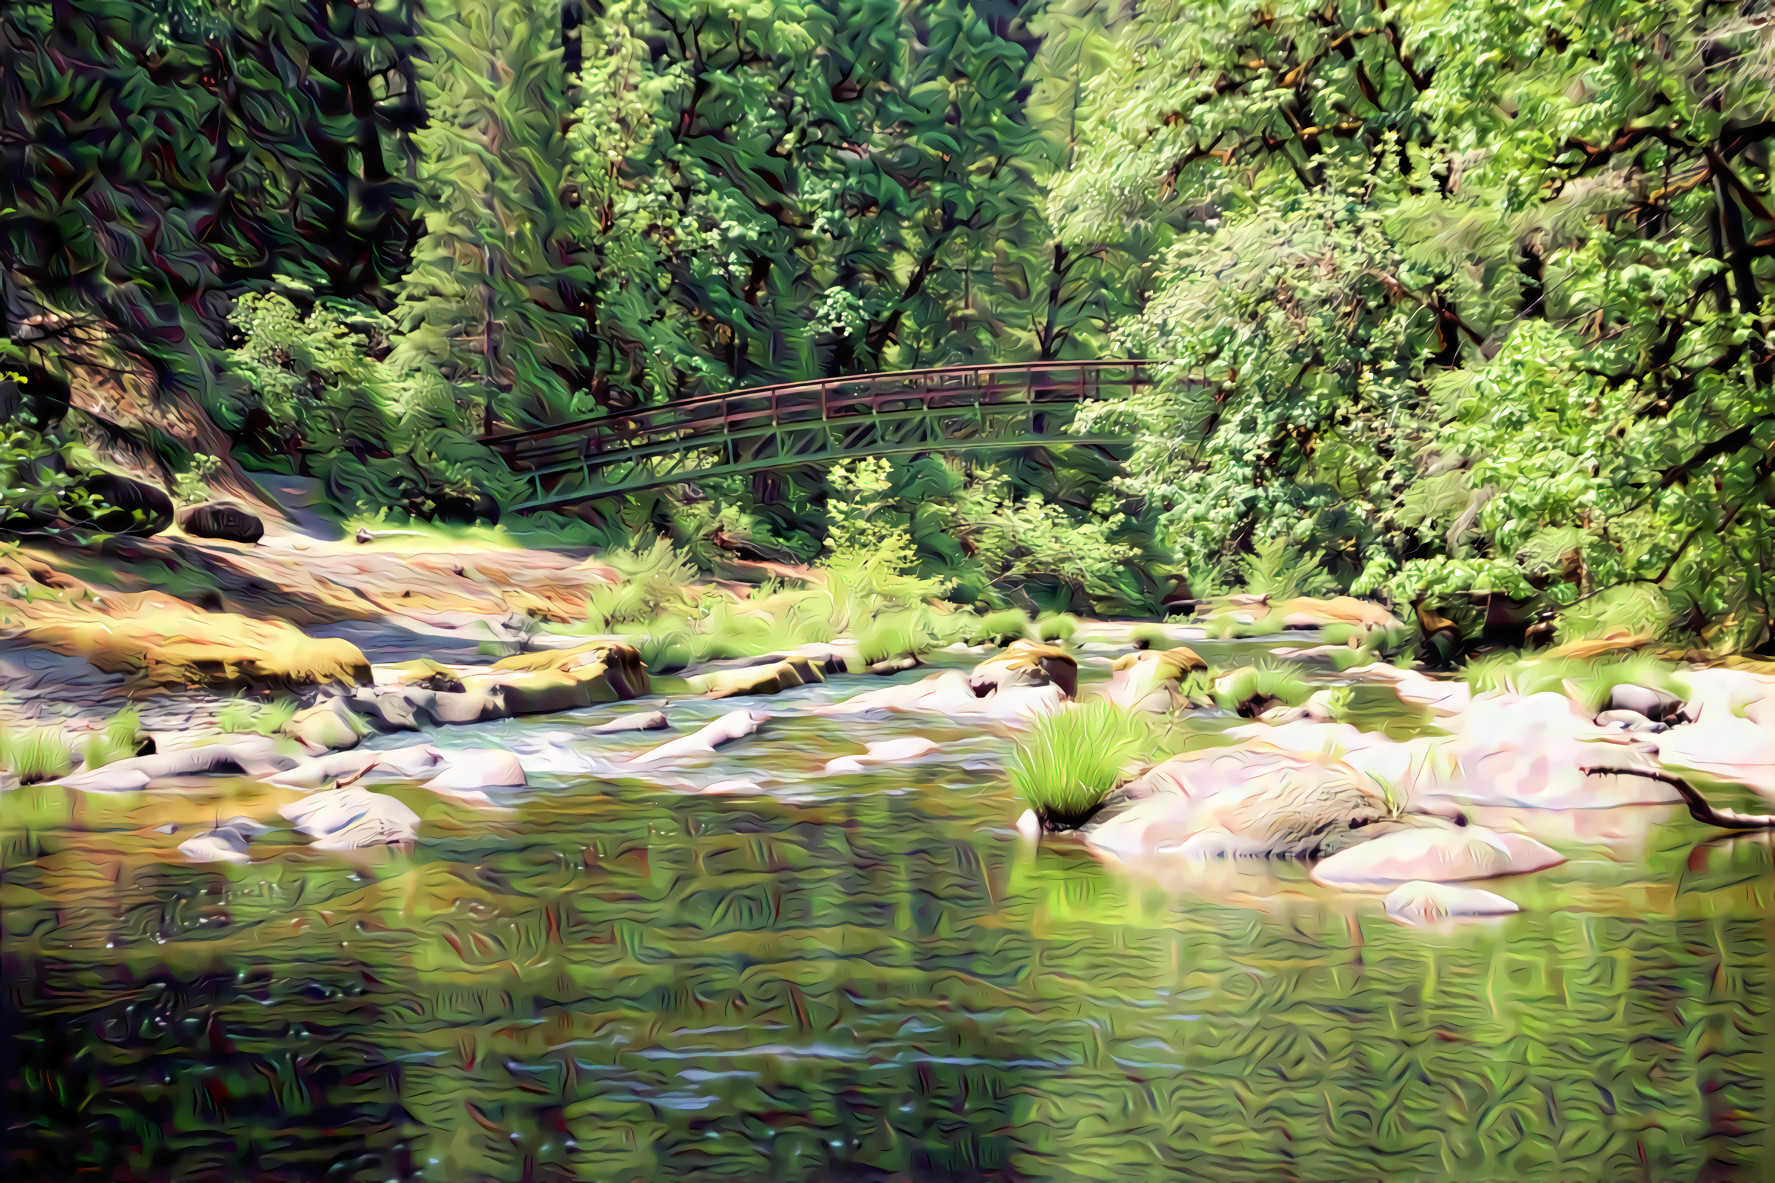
481 359 1152 459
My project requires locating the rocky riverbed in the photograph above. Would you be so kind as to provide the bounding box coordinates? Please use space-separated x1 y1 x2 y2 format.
8 616 1775 1180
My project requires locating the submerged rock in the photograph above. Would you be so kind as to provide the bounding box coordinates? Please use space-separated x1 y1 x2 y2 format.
178 817 270 863
1310 827 1564 890
823 736 940 773
1383 880 1521 925
590 710 669 734
629 709 767 766
281 787 420 850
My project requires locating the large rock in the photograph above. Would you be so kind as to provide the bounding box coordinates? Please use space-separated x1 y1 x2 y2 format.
56 736 301 792
281 787 420 850
1084 746 1396 859
352 642 649 730
1270 596 1401 631
269 744 449 789
178 501 264 544
178 817 269 864
1310 826 1564 890
689 655 824 698
1100 646 1208 712
1383 881 1521 925
483 640 650 713
422 748 526 793
816 668 1068 724
1232 697 1687 810
969 640 1078 699
285 699 366 752
72 471 175 536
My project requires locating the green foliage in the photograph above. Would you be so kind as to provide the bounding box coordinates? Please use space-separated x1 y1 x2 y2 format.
0 727 72 784
172 455 222 506
0 416 108 535
395 0 593 429
217 697 300 737
1035 613 1080 644
219 293 517 521
1059 0 1775 653
1009 701 1152 827
586 539 701 630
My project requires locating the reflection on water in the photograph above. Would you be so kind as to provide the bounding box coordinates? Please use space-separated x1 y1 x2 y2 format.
4 644 1774 1181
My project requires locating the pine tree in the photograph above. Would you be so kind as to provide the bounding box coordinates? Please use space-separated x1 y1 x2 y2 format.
394 0 593 431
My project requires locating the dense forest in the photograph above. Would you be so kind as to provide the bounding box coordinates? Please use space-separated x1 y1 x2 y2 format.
4 0 1775 654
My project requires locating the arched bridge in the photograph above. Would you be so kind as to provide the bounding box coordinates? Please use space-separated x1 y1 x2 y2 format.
482 359 1152 511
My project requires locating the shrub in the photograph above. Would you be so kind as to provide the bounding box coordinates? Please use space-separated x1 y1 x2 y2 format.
1 727 72 783
1036 613 1081 644
1009 701 1153 829
856 612 931 666
1214 662 1314 717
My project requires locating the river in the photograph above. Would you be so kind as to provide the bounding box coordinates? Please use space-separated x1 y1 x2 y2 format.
3 635 1773 1180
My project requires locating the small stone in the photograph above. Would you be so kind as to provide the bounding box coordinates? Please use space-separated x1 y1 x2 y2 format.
355 528 374 544
1383 880 1521 925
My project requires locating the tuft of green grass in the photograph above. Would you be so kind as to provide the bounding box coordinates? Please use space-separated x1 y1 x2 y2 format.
968 608 1031 647
81 708 143 770
1035 613 1081 644
1214 662 1314 717
217 697 300 736
1009 701 1154 828
1 727 73 784
1129 623 1169 650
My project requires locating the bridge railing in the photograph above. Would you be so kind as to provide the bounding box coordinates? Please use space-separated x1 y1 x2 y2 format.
482 359 1152 473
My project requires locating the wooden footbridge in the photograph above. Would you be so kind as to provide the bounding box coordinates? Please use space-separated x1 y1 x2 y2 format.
481 359 1152 511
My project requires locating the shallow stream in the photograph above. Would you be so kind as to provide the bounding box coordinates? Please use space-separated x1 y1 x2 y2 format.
4 635 1775 1180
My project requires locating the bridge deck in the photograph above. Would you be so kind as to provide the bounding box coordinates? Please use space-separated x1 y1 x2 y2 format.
482 360 1151 510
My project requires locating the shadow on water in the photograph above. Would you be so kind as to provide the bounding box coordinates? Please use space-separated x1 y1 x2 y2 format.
5 644 1775 1181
